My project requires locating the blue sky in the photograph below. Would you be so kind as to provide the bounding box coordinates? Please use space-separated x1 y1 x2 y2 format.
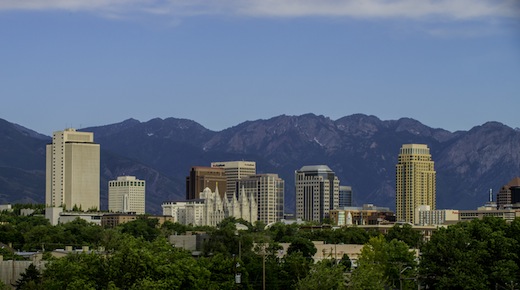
1 0 519 136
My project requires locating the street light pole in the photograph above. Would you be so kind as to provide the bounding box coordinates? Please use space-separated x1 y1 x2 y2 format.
400 266 412 290
263 251 266 290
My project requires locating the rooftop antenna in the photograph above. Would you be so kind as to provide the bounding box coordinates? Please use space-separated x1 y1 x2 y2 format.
489 188 493 202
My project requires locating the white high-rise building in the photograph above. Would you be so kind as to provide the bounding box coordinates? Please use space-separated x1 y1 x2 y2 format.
237 174 284 224
295 165 340 222
211 161 256 199
108 176 146 214
45 128 100 211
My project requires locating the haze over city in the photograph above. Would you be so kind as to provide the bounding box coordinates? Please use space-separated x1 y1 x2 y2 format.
1 0 519 135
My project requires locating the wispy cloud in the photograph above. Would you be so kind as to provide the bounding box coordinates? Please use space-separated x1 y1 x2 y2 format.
0 0 518 21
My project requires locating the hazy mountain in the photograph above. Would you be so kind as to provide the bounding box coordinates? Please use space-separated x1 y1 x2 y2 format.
1 114 519 214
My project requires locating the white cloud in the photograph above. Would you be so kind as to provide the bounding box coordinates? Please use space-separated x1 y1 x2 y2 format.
245 0 520 20
0 0 518 20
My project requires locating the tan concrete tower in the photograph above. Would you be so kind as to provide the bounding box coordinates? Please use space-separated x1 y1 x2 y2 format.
396 144 436 224
46 128 100 211
211 161 256 199
238 173 285 224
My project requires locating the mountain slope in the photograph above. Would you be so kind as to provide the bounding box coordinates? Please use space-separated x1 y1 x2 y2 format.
1 114 519 214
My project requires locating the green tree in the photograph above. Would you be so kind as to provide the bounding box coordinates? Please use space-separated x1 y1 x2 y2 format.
0 280 8 290
119 218 161 241
278 252 313 290
349 236 417 290
251 220 266 232
204 217 256 257
339 253 352 271
267 222 299 242
23 224 62 251
197 253 240 289
13 264 41 290
332 226 370 244
41 252 106 289
295 260 347 290
160 221 189 236
385 223 423 248
420 217 518 290
42 234 213 289
287 237 317 259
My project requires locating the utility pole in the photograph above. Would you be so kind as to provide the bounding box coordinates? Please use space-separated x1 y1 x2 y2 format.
262 249 266 290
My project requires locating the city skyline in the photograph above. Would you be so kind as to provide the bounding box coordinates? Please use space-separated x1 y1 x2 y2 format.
1 0 519 135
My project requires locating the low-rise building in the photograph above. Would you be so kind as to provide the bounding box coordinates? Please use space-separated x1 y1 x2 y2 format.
415 205 459 226
358 224 440 242
101 213 174 228
330 204 395 226
58 212 104 225
277 242 364 264
459 205 520 223
168 232 210 253
0 204 12 212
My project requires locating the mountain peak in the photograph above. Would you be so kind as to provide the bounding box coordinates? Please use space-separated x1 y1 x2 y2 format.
1 113 520 213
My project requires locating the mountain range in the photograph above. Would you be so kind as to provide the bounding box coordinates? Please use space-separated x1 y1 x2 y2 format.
1 114 519 214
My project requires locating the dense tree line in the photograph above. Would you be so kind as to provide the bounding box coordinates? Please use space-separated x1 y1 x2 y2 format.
2 207 520 289
420 217 520 289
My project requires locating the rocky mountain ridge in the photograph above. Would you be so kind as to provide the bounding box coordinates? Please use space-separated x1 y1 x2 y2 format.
1 114 519 213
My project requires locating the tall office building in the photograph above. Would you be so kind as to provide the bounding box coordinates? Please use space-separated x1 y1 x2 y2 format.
395 144 436 224
45 128 100 211
186 166 227 200
108 176 146 214
237 174 285 224
211 161 256 199
339 186 353 208
295 165 340 222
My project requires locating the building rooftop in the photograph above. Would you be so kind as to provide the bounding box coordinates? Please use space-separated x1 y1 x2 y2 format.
298 165 333 172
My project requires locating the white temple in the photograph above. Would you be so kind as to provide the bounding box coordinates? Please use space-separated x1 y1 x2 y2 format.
162 186 257 227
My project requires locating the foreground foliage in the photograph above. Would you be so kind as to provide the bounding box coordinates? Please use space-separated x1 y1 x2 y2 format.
5 208 520 289
420 217 520 290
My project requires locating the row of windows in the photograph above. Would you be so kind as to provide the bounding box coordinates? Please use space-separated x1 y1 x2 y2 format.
109 181 145 187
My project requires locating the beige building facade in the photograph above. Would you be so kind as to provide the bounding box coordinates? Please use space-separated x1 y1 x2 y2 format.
237 173 285 224
45 128 100 211
330 204 395 226
415 205 459 226
211 161 256 199
459 205 520 223
108 176 146 214
396 144 436 224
